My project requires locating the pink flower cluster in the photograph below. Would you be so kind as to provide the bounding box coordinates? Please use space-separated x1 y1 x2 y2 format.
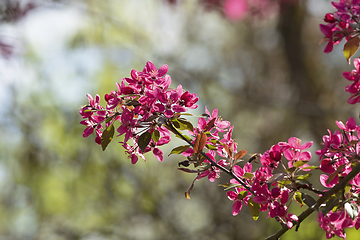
316 117 360 238
317 117 360 187
226 137 313 228
318 209 360 239
80 58 360 239
320 0 360 53
343 58 360 104
79 61 199 163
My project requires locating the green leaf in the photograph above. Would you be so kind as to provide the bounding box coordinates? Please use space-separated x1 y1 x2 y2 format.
286 167 297 173
293 160 308 168
247 198 260 221
344 36 360 64
175 118 194 132
175 134 192 142
237 191 248 200
294 191 304 205
223 183 242 191
243 172 254 180
301 166 319 170
172 119 180 128
296 173 312 181
168 145 190 156
105 115 115 123
277 180 292 188
152 129 160 142
218 183 231 188
205 144 217 150
101 124 115 151
138 131 152 153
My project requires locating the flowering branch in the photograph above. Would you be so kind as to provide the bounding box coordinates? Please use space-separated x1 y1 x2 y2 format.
266 162 360 240
165 119 254 194
77 1 360 239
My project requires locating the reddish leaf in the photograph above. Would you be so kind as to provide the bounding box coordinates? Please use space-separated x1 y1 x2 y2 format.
203 118 216 132
234 150 247 161
193 132 207 154
223 144 232 158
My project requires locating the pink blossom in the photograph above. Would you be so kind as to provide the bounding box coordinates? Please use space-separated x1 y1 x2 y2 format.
224 0 248 21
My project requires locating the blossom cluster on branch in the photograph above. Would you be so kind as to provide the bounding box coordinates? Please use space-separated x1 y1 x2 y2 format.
78 0 360 239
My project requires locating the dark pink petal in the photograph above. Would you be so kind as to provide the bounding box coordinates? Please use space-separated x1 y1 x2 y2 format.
83 126 94 138
124 130 132 143
198 118 207 130
280 190 289 205
197 170 210 180
80 120 90 126
157 136 171 145
117 125 128 135
153 103 165 113
346 117 357 130
283 149 295 161
299 151 311 161
92 115 106 123
301 141 313 150
131 154 138 164
271 187 280 198
243 162 252 173
227 191 238 201
320 174 338 188
208 171 216 182
319 24 334 37
354 58 360 72
157 64 168 77
233 165 244 177
232 200 242 216
324 40 334 53
164 109 174 118
211 108 218 119
145 61 156 72
216 120 230 129
86 94 94 106
153 148 163 162
172 104 187 112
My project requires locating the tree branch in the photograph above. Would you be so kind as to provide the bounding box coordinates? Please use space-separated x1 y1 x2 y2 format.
265 162 360 240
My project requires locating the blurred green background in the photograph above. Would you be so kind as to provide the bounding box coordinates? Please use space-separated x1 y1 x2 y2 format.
0 0 359 239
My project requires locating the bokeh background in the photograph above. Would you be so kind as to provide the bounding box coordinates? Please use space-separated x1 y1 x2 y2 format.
1 0 359 239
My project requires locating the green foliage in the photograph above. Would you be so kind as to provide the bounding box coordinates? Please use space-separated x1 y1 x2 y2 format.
343 36 360 64
138 131 152 153
101 124 115 151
